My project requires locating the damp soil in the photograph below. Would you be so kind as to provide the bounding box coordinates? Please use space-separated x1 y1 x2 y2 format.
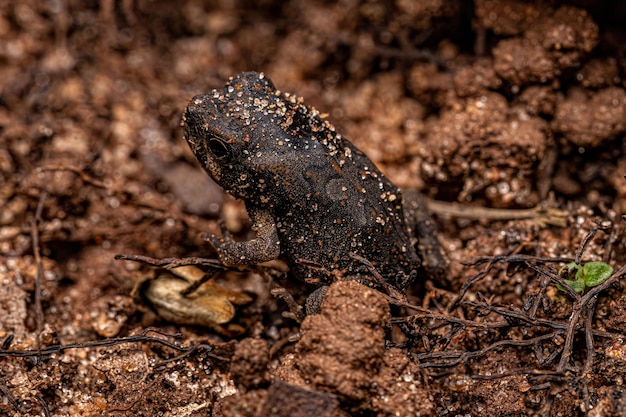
2 1 626 416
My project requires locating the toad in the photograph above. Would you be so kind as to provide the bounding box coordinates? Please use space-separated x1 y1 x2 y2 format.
182 72 446 307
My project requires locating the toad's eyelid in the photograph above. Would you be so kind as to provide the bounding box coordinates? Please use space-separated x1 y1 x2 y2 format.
202 123 239 144
207 136 232 160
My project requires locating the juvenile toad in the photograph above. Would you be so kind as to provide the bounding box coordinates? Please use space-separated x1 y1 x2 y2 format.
182 72 444 296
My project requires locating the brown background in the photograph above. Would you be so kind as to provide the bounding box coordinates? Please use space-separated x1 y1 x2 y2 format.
1 1 626 415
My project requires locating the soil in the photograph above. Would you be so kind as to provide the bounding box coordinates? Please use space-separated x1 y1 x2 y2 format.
2 0 626 416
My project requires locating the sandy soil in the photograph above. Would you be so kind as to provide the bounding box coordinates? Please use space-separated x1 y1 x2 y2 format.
2 1 626 416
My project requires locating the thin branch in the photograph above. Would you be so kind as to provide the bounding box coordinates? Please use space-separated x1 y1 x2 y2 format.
470 368 564 380
115 254 225 270
0 328 224 361
582 295 598 378
574 228 598 264
35 395 51 417
525 263 581 301
37 165 110 190
30 190 47 359
417 333 558 368
462 301 617 339
426 199 569 227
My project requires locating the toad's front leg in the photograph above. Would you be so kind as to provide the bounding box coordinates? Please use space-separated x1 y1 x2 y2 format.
204 204 281 267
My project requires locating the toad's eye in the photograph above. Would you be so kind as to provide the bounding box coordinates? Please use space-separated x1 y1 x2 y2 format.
208 137 231 160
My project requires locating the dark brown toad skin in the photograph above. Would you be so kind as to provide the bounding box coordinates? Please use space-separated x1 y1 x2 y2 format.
182 72 424 292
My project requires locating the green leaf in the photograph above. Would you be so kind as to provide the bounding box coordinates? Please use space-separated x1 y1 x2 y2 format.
557 280 585 293
581 262 613 288
562 279 585 293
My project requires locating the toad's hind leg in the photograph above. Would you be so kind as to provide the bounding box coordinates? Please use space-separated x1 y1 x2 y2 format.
402 189 449 284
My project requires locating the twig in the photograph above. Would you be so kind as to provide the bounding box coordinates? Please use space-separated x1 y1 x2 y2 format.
464 254 575 267
115 254 225 270
0 328 224 361
152 343 215 369
426 199 569 227
37 165 110 190
557 264 626 372
525 262 581 301
451 254 575 310
528 274 550 319
30 190 47 359
349 252 407 301
35 395 51 417
391 304 511 331
582 295 598 378
417 333 557 368
579 294 598 412
574 228 598 264
470 368 564 380
0 379 18 408
462 301 617 339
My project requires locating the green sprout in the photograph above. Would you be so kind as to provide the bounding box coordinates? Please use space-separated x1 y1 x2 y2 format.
557 261 613 294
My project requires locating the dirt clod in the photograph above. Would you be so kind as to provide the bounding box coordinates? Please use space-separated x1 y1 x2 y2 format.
230 337 270 390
